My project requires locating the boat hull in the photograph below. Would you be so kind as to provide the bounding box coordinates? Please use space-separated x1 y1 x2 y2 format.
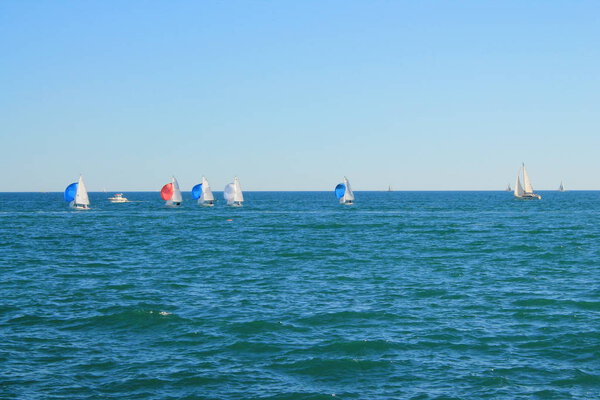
515 194 542 200
70 201 90 210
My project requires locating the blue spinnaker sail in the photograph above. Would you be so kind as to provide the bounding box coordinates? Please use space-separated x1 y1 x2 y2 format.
335 183 346 199
191 184 202 199
64 183 78 202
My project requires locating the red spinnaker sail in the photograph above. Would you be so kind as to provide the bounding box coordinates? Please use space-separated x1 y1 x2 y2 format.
161 183 174 200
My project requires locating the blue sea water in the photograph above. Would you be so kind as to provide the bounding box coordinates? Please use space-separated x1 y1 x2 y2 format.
1 191 599 399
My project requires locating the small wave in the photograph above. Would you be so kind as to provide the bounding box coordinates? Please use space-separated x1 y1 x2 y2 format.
513 298 560 307
227 320 307 335
552 369 600 386
512 298 600 311
303 339 397 357
226 340 282 353
297 310 399 326
272 357 392 377
64 309 182 331
258 392 345 400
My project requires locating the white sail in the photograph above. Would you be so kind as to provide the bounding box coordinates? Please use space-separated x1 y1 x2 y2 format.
75 175 90 206
224 183 235 204
224 177 244 205
342 176 354 203
233 177 244 202
171 176 183 203
514 174 524 197
200 176 214 202
522 164 534 194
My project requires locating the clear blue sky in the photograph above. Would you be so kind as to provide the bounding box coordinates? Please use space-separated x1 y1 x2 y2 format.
1 1 598 191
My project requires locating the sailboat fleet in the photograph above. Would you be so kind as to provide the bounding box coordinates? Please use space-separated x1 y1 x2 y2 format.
63 165 569 209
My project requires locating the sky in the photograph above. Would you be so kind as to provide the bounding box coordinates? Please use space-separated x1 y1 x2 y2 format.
1 1 599 191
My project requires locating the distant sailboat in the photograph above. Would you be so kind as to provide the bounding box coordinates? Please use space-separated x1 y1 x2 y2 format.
514 163 541 200
558 181 565 192
388 185 392 192
224 176 244 206
335 176 355 205
161 176 183 207
192 176 215 206
64 175 91 210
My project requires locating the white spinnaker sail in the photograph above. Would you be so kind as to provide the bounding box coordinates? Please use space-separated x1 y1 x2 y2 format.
75 175 90 206
233 177 244 202
224 183 235 204
343 177 354 202
522 164 534 194
171 177 183 203
514 174 524 197
201 176 214 201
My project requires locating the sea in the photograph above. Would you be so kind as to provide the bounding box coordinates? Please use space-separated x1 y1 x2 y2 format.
1 191 599 399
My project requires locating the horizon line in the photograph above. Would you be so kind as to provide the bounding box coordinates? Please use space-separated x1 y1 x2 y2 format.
2 189 596 194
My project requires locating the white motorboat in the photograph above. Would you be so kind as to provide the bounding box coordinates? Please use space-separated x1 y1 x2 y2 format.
108 193 129 203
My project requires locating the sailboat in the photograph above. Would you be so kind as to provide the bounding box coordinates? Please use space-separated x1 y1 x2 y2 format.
514 163 541 200
387 185 393 192
558 181 565 192
161 176 183 207
192 176 215 206
505 183 512 192
224 176 244 206
335 176 355 205
64 175 91 210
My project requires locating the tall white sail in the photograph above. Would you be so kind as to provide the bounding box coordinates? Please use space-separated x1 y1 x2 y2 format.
514 174 524 197
342 176 354 203
224 183 235 205
224 177 244 205
233 177 244 202
201 176 214 202
171 176 183 203
522 164 534 194
75 175 90 206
